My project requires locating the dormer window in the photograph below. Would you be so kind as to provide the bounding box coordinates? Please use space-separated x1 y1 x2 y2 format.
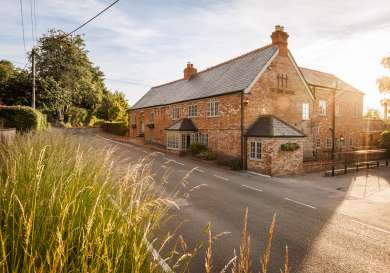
277 73 288 88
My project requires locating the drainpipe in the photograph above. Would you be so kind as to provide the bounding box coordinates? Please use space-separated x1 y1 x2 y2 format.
331 81 338 160
240 92 247 170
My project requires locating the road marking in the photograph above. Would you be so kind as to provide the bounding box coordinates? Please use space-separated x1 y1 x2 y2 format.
350 219 390 235
284 198 316 209
173 160 185 166
194 167 205 173
241 184 263 192
247 170 271 178
214 174 229 181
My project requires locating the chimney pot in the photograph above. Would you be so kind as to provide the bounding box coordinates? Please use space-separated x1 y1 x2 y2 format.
184 62 197 80
271 25 289 56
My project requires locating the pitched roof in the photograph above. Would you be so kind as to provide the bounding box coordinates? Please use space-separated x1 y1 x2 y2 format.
165 118 198 131
246 115 305 138
300 67 363 94
131 45 278 109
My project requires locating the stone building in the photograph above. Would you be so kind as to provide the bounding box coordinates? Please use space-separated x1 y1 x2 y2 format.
128 26 365 176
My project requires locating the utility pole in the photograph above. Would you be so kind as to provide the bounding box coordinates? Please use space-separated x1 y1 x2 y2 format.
32 48 36 109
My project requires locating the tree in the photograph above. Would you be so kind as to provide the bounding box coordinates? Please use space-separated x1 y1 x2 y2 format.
378 56 390 93
97 91 128 121
0 69 33 106
379 130 390 156
0 60 15 83
32 29 106 116
364 108 381 119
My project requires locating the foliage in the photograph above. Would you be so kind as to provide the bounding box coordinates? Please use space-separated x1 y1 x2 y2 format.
198 150 217 160
101 121 128 136
379 130 390 156
280 142 300 151
0 60 15 83
190 142 208 156
0 131 169 272
88 115 106 127
216 158 242 170
66 106 88 127
378 56 390 94
0 69 33 106
97 91 128 121
0 105 47 131
364 108 381 119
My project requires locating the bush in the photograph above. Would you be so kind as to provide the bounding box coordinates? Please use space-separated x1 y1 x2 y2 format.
67 106 88 127
280 142 300 151
0 131 169 272
88 115 105 127
102 121 128 136
379 130 390 156
216 158 242 170
190 142 208 156
198 150 217 160
0 105 47 131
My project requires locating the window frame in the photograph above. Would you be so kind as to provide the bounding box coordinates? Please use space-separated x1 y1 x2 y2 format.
302 102 310 120
206 100 220 117
172 106 180 120
319 100 327 116
149 112 155 124
188 104 198 117
249 141 261 160
326 138 332 149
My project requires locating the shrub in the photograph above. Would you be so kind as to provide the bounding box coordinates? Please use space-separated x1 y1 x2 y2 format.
88 115 105 127
0 105 47 131
198 150 217 160
102 121 128 136
216 158 242 170
190 142 208 155
379 130 390 156
67 106 88 127
280 142 300 151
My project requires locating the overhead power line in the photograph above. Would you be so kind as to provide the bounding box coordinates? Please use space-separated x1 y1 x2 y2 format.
19 0 26 53
65 0 120 37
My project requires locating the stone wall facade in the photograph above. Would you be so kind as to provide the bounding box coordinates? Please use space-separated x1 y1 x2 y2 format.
247 137 304 176
129 92 243 159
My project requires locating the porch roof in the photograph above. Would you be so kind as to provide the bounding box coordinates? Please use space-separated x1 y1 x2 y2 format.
246 115 306 138
165 118 198 132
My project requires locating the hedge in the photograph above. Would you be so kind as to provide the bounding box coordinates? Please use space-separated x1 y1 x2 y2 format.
101 121 128 136
0 106 47 131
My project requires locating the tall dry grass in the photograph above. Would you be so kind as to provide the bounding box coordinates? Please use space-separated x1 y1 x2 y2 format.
0 130 171 273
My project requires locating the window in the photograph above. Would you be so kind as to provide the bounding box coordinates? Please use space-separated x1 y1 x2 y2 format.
319 100 327 116
172 106 180 120
315 138 321 148
167 134 179 149
130 113 136 125
249 141 261 160
277 73 288 88
140 113 144 134
149 112 155 123
335 103 341 117
188 104 198 117
207 100 219 117
191 132 208 147
302 103 310 120
326 138 332 148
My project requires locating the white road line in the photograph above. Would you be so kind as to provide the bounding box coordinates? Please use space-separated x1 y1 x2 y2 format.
241 184 263 192
214 174 229 181
247 170 271 178
163 157 171 161
284 197 316 209
173 160 185 166
350 219 390 235
194 167 205 173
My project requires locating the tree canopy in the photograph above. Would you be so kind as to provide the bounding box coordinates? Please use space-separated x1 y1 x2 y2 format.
0 29 128 126
378 56 390 94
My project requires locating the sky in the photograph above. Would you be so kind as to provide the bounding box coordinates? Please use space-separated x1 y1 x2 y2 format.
1 0 390 114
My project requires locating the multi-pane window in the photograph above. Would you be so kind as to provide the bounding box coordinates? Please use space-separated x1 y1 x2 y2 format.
315 138 321 148
191 132 208 147
277 73 288 88
167 134 179 149
302 103 310 120
172 106 180 120
249 141 261 160
319 100 327 116
207 100 219 117
188 104 198 117
326 138 332 148
149 112 155 123
130 113 136 125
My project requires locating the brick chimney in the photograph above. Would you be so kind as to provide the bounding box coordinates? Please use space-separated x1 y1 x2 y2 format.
183 62 197 80
271 25 289 56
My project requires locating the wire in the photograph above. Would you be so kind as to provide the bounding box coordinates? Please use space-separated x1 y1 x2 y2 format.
105 78 149 87
64 0 120 38
19 0 26 53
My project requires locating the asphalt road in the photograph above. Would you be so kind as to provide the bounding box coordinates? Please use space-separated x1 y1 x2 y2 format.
81 130 390 273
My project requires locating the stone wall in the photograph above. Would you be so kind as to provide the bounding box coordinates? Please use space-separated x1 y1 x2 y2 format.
247 137 304 176
129 92 243 159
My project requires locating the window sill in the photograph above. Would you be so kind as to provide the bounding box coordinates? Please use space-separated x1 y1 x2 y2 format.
206 115 220 118
249 157 262 161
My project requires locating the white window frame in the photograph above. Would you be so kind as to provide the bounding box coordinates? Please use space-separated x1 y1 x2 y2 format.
130 113 136 125
326 138 332 148
315 138 321 148
188 104 198 117
319 100 327 116
172 106 180 120
149 112 155 123
302 102 310 120
166 133 180 149
249 141 261 160
206 100 219 117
